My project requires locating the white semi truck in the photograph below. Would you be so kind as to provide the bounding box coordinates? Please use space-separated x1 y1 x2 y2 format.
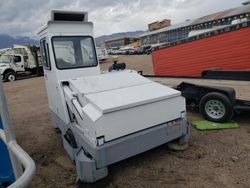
38 10 190 182
0 45 42 81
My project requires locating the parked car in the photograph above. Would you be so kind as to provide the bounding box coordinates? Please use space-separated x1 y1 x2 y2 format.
117 48 130 55
128 48 138 55
110 49 119 55
138 46 151 55
145 47 152 55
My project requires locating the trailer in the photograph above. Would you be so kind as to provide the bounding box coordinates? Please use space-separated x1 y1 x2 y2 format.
176 82 250 122
148 77 250 122
37 10 190 182
151 21 250 80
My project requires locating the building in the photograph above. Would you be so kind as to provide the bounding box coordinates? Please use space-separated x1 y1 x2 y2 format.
140 3 250 45
148 19 171 31
105 37 139 49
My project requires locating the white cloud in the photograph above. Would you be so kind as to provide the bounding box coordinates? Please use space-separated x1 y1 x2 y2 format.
0 0 246 38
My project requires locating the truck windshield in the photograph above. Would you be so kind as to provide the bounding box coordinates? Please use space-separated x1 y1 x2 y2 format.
0 55 12 63
52 36 98 69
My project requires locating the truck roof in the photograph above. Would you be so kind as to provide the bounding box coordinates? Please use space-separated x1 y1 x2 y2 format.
37 11 93 38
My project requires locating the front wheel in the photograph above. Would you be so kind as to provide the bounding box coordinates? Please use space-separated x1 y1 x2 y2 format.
4 72 16 82
199 92 233 123
167 141 189 151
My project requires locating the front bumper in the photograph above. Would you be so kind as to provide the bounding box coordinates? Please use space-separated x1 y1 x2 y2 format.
51 110 190 182
72 117 189 182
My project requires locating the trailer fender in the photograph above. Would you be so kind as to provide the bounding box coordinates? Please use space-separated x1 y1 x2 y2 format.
176 82 236 122
176 82 236 105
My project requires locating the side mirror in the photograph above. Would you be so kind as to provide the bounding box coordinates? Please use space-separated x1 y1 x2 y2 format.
13 56 21 63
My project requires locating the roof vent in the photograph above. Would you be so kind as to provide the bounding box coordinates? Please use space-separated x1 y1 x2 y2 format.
51 10 88 22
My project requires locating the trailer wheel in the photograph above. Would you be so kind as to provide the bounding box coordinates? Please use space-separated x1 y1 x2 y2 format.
4 72 16 82
199 92 233 123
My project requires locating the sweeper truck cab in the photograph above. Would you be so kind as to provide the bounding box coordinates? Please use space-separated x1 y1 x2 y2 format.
38 10 190 182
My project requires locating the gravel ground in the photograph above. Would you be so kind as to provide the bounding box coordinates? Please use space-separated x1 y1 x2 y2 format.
2 55 250 188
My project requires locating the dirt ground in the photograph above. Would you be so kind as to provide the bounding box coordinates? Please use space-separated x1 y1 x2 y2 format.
3 55 250 188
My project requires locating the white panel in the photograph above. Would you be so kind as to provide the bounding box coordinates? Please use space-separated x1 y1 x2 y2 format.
82 103 102 122
94 96 186 142
69 70 151 95
85 82 181 113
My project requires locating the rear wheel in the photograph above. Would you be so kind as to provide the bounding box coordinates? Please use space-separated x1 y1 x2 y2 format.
199 92 233 123
4 72 16 82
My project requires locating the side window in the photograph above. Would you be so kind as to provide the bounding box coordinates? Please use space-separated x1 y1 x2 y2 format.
40 39 51 70
80 38 95 66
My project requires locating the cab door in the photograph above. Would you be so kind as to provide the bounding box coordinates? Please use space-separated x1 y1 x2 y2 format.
13 55 25 72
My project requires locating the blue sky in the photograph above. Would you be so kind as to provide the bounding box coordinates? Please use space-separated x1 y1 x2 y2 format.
0 0 246 38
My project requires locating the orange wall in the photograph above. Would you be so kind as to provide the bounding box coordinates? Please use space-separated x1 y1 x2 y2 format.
152 27 250 77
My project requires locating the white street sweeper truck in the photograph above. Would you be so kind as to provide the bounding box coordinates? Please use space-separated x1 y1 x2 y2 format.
37 10 190 182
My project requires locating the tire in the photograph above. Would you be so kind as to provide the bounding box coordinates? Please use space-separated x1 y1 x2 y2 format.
199 92 233 123
4 72 16 82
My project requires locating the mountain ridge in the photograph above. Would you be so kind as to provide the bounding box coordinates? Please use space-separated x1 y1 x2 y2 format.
0 30 145 48
95 30 145 44
0 34 38 49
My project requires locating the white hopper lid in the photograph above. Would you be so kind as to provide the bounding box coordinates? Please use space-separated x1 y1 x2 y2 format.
69 70 151 95
85 82 181 114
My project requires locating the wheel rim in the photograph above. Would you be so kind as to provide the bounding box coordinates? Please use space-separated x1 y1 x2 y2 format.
8 74 15 81
205 99 226 119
